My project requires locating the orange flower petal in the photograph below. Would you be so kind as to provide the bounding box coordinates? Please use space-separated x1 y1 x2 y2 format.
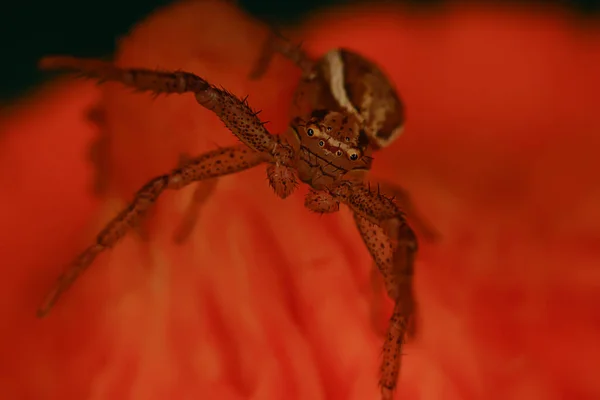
1 1 599 399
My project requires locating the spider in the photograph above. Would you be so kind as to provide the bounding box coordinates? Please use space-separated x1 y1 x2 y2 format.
37 29 437 399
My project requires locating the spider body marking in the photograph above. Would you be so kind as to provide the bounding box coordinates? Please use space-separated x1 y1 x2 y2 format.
287 48 406 151
36 29 437 400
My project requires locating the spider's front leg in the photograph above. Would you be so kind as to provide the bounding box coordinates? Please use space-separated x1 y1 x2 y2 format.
37 144 266 317
37 56 302 315
40 56 300 234
329 181 417 400
39 56 281 156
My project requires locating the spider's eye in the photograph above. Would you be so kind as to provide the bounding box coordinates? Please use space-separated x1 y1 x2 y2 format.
335 150 343 157
348 149 360 161
318 140 325 147
326 126 333 132
345 137 350 142
307 128 314 136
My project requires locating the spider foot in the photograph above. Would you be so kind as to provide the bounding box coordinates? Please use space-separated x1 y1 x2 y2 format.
86 104 111 197
172 178 218 244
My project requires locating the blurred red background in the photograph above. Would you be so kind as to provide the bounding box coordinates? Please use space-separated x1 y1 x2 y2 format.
1 1 599 399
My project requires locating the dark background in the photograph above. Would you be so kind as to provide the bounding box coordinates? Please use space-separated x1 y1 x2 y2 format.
1 0 598 102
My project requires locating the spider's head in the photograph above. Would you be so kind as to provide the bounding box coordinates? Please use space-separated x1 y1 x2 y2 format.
291 109 373 171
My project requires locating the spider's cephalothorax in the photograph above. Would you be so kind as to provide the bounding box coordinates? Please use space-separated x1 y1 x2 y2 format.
36 29 436 400
286 110 372 189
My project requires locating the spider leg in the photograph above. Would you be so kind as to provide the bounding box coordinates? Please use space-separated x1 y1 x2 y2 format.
330 181 405 231
354 214 417 400
37 144 264 318
363 180 437 337
171 152 219 244
86 105 159 242
304 189 340 214
303 190 392 336
367 258 389 338
353 214 415 316
376 180 440 242
86 104 111 197
39 56 283 156
172 178 219 244
333 181 417 399
249 29 316 80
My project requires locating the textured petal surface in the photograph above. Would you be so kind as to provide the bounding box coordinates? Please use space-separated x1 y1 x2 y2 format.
1 1 599 400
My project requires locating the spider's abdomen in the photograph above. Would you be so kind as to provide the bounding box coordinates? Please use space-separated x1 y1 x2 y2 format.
291 49 405 151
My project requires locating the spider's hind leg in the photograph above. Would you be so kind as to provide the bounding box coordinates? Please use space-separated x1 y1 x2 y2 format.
86 104 111 197
375 180 440 243
249 29 316 80
172 153 219 244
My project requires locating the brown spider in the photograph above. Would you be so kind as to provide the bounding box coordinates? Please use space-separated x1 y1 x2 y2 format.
37 29 436 399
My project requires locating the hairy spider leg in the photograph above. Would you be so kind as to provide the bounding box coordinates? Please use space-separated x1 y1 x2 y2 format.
86 104 111 197
355 217 417 400
376 181 440 243
172 179 219 244
304 181 416 398
38 145 265 317
363 180 438 336
39 56 282 155
40 56 300 197
328 181 416 399
37 56 303 316
172 153 219 244
85 103 157 242
304 189 340 214
249 29 316 80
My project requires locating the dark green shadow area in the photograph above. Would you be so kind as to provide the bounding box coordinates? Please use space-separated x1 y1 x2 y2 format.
0 0 597 102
